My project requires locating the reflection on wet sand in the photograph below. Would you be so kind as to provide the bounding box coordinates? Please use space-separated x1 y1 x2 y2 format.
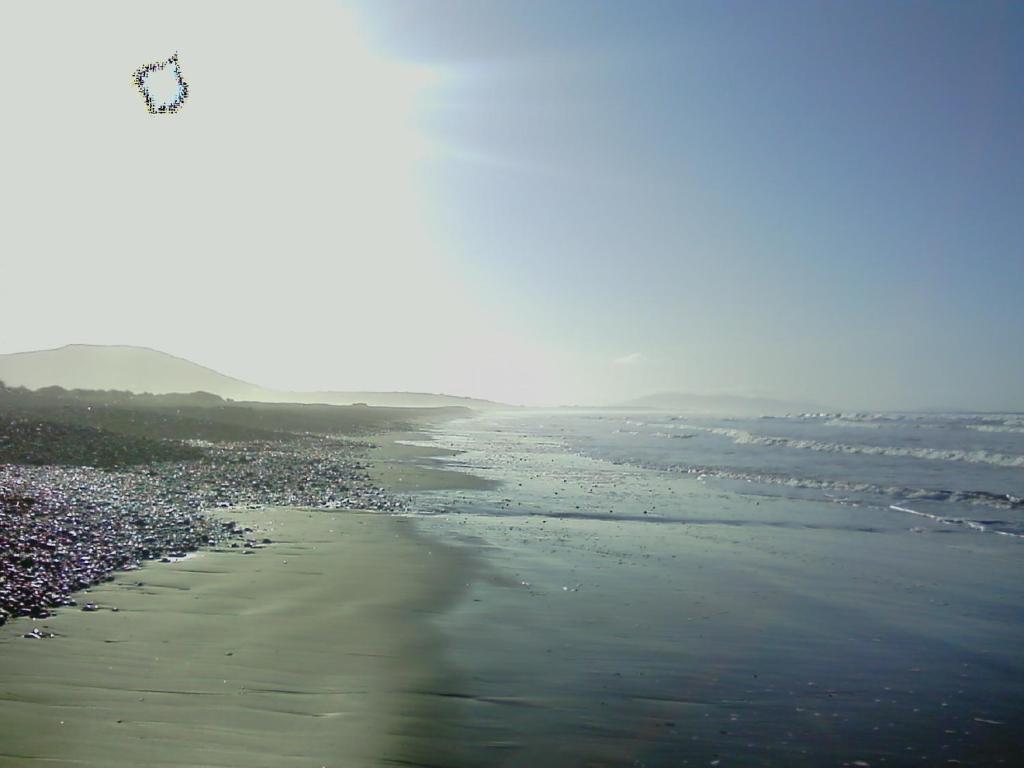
0 507 476 768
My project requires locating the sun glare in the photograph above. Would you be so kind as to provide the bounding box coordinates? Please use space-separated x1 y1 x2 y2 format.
324 10 438 171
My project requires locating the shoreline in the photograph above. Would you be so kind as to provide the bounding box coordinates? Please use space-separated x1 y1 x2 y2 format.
385 415 1024 766
367 430 500 492
0 506 477 767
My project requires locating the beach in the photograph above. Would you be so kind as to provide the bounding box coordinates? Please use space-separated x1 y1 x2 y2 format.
2 416 1023 766
0 433 406 625
0 506 474 768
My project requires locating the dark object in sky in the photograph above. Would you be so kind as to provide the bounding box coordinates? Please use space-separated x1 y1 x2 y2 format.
132 53 189 114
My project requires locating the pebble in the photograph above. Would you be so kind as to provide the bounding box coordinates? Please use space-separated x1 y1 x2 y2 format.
2 436 405 626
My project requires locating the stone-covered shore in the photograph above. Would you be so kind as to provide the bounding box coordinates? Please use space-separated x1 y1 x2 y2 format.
0 436 405 628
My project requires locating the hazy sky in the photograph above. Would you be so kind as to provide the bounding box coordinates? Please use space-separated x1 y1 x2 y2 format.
1 1 1021 409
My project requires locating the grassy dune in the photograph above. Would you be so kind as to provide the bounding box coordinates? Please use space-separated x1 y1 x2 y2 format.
0 507 475 768
0 385 473 468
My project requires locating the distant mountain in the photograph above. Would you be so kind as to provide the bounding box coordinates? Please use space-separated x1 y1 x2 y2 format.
0 344 511 410
617 391 821 416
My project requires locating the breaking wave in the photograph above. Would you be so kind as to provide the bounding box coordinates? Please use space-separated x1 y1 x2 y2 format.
968 424 1024 434
590 449 1024 535
598 458 1024 534
888 505 1024 538
673 424 1024 469
646 464 1024 511
823 419 885 429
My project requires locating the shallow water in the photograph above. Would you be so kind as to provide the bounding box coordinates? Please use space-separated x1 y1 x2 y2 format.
400 411 1024 766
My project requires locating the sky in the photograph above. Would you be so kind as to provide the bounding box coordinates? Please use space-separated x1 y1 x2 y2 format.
1 1 1021 409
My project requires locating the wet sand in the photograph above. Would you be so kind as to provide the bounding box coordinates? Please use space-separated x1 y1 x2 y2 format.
398 426 1024 767
0 507 474 768
367 432 498 492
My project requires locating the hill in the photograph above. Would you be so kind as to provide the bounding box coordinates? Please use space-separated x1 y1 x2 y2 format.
0 345 511 410
0 345 262 399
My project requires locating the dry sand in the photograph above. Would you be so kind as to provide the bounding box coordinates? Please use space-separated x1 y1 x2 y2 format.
0 507 475 768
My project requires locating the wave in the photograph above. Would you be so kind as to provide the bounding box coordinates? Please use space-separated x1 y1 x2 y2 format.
674 424 1024 469
764 412 1024 429
745 414 885 427
693 468 1023 510
592 451 1024 536
823 419 884 429
888 505 1024 538
595 450 1024 511
968 424 1024 434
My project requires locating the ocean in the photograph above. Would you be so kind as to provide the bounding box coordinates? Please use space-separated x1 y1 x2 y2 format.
395 410 1024 766
411 410 1024 537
